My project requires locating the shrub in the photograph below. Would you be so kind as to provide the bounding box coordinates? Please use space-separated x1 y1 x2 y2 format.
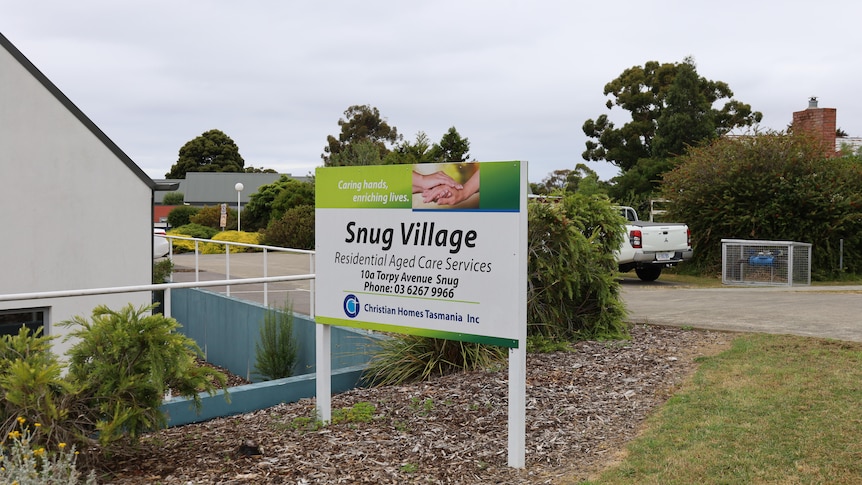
363 193 628 385
170 223 219 239
0 305 229 461
253 303 299 381
527 194 628 340
153 258 173 284
61 304 227 446
198 231 262 254
166 205 200 228
0 418 96 484
363 335 506 386
167 223 220 252
262 205 315 249
190 205 237 230
0 328 79 450
161 191 184 205
243 176 315 232
662 133 862 278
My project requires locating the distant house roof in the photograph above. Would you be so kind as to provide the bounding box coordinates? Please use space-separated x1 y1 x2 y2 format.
0 32 155 190
155 172 291 206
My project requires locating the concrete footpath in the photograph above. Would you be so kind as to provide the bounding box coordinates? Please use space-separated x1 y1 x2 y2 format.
621 279 862 342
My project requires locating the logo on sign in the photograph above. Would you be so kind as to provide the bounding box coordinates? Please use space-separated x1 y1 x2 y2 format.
343 294 360 318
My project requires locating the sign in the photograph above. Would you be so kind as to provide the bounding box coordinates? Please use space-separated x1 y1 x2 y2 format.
219 203 227 229
315 161 524 348
314 160 528 467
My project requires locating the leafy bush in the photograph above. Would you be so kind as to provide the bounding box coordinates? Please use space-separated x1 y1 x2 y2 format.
253 303 299 380
527 194 628 340
662 133 862 278
161 191 184 205
170 223 219 239
61 304 227 446
0 328 79 449
243 176 315 232
190 205 237 230
0 305 229 460
363 193 628 385
153 258 173 284
166 205 200 228
363 335 507 386
167 223 220 252
262 205 315 249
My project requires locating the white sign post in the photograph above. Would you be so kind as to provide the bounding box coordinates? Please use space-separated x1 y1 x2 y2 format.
314 161 527 467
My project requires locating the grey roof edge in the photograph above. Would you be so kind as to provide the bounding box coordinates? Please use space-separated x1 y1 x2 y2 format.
0 32 155 189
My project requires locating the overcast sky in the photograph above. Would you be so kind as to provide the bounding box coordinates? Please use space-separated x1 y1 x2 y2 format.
4 1 861 183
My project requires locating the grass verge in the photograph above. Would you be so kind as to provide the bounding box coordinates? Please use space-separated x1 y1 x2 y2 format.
579 333 862 484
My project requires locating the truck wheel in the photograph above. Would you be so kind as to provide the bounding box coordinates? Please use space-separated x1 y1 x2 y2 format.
635 267 662 282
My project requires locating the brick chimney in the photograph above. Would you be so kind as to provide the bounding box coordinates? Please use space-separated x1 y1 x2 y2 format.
791 97 838 157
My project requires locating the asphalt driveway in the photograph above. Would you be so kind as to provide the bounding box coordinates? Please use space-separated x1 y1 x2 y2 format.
621 278 862 342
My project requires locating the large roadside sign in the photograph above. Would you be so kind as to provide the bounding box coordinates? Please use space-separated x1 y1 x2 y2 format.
315 161 525 348
314 160 528 467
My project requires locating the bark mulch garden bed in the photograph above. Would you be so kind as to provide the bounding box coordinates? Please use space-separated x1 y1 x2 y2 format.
101 324 732 484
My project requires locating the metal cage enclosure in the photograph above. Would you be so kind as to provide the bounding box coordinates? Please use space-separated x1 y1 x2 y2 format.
721 239 812 287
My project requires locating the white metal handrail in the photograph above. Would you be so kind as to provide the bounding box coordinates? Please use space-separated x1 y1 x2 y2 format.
1 235 316 317
162 234 314 305
0 275 315 303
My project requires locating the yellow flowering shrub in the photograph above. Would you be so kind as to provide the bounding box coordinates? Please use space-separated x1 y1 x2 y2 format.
198 231 262 254
0 418 95 484
165 229 262 254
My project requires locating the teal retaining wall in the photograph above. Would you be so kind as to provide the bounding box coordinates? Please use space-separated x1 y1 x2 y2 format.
161 365 368 426
163 288 381 426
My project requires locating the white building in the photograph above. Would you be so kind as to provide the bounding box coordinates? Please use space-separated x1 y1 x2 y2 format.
0 33 159 355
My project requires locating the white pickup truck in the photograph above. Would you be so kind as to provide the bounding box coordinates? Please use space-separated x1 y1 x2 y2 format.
616 206 692 281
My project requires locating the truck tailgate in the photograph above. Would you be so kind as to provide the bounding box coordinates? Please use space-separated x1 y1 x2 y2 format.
635 223 689 252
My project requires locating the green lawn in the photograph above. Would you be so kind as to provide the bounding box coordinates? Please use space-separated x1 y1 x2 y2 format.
575 334 862 484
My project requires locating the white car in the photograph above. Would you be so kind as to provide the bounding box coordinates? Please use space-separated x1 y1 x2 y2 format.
153 228 170 258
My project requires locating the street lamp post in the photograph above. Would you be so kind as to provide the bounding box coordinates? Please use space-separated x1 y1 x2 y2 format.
235 182 244 231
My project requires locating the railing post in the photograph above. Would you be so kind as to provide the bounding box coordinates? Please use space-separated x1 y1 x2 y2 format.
263 249 268 307
194 241 200 283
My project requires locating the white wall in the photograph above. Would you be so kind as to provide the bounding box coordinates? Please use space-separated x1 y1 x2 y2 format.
0 40 152 354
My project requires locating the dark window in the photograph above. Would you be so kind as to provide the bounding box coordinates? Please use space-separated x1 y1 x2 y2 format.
0 308 47 337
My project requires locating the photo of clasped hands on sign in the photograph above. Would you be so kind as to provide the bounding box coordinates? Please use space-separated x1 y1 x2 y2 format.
411 163 480 209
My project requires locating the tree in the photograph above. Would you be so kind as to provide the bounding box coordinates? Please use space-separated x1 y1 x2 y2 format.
244 165 278 173
661 132 862 278
583 58 762 172
651 60 717 158
385 127 472 165
243 176 315 232
321 105 401 166
428 126 471 163
271 180 315 221
327 139 386 167
384 132 435 165
166 129 245 178
607 157 675 212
